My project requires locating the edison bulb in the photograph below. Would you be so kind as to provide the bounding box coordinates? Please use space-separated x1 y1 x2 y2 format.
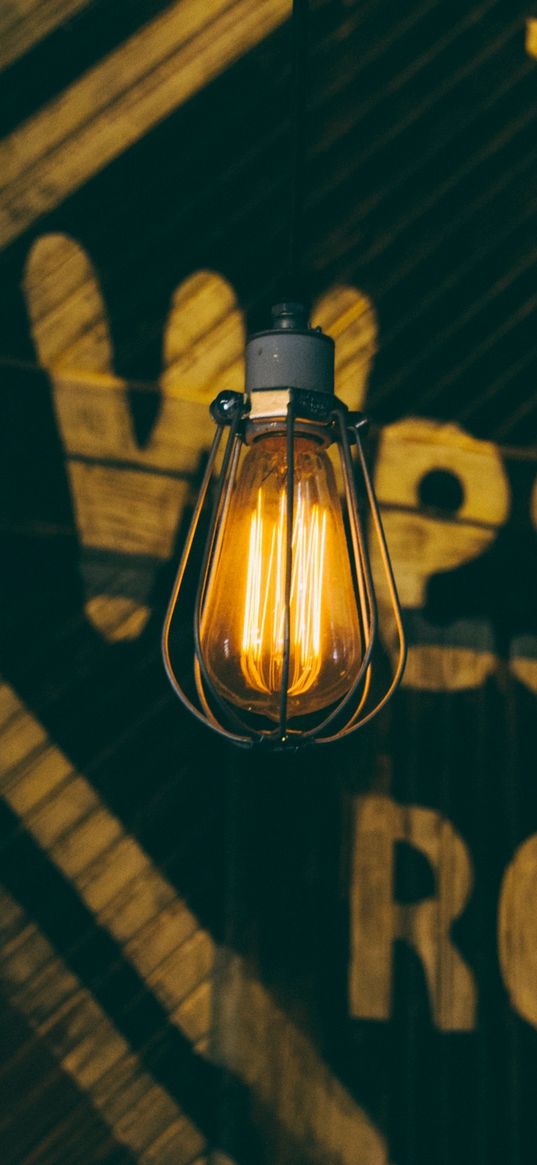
199 434 362 721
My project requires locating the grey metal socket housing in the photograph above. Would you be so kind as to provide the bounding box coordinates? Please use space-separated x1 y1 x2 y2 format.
245 305 335 396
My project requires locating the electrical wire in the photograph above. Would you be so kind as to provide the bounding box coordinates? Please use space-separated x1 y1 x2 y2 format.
288 0 309 302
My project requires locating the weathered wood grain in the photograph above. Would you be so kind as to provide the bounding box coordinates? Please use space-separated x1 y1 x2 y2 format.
0 682 215 1053
526 18 537 59
350 794 476 1031
22 232 378 641
23 236 239 639
1 3 536 1164
0 681 389 1164
214 950 389 1165
0 887 208 1163
499 834 537 1030
373 417 511 690
0 0 94 70
0 0 291 247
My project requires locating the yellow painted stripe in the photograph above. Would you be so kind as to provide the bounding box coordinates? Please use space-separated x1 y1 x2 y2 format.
0 0 289 248
0 681 215 1052
527 19 537 59
0 0 94 70
0 681 387 1163
0 887 207 1164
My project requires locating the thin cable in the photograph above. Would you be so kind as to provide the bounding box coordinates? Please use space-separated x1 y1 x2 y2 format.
288 0 309 300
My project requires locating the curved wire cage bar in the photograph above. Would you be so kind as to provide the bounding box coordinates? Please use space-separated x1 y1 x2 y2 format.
161 385 406 751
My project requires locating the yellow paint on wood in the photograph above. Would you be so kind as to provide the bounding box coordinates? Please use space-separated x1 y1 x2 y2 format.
67 461 192 556
162 269 245 403
214 951 389 1164
402 644 496 691
0 887 207 1164
350 795 476 1030
0 0 290 247
24 239 238 639
526 18 537 58
84 596 152 641
510 650 537 694
0 0 94 71
375 418 510 533
22 232 114 373
499 834 537 1029
0 681 388 1164
312 284 377 410
0 683 214 1052
372 418 510 690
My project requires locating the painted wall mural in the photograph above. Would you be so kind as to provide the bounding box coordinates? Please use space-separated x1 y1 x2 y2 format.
1 2 537 1163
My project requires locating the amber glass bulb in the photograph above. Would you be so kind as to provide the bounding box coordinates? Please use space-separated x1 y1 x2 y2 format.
200 434 362 721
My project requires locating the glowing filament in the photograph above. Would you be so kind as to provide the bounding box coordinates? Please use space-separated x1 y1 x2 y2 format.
199 434 362 721
240 489 328 697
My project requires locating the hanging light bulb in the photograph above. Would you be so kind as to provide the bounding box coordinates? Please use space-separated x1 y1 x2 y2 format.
200 432 361 720
162 303 406 749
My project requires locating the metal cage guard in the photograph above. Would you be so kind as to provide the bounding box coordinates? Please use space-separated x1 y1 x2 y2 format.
161 389 406 750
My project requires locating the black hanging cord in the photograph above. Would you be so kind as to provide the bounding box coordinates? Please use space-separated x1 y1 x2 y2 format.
288 0 309 303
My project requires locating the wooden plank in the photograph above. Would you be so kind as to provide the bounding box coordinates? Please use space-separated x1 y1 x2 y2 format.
350 794 476 1031
373 416 511 690
0 0 94 71
0 682 215 1055
0 0 290 247
0 681 389 1162
0 888 207 1164
23 239 243 639
213 950 389 1165
526 18 537 58
22 233 377 641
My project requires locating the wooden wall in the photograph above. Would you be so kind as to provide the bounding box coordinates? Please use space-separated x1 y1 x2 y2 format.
1 2 537 1162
